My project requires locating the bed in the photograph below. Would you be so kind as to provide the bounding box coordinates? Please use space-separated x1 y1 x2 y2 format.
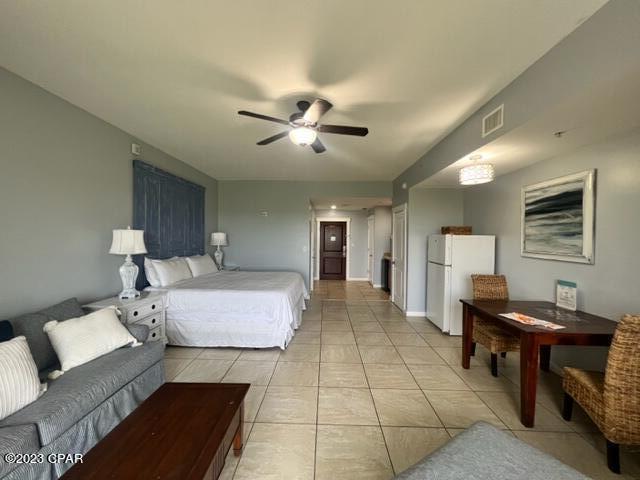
146 270 308 349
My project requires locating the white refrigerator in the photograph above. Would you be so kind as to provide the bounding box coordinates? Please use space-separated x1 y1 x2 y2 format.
426 234 495 335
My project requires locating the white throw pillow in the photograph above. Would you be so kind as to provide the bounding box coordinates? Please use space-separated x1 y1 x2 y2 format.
152 257 192 286
185 254 218 277
43 308 139 377
0 336 46 421
145 256 180 287
144 257 161 287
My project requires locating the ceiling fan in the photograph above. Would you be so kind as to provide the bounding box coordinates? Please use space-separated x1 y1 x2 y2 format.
238 99 368 153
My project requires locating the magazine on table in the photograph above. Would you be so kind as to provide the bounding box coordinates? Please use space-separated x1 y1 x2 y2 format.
500 312 566 330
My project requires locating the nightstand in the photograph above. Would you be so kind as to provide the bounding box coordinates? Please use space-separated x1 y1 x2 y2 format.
84 292 167 344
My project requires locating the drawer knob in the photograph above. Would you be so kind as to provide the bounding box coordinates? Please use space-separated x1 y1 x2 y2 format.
133 311 139 317
151 318 156 324
151 332 156 338
151 304 156 310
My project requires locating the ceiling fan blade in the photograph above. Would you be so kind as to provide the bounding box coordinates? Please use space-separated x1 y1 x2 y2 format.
310 138 326 154
238 110 290 126
303 99 333 123
296 100 311 112
256 131 290 145
317 124 369 136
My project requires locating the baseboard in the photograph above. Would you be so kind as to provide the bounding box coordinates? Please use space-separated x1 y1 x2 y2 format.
406 311 427 317
347 277 369 281
372 283 382 288
549 361 564 376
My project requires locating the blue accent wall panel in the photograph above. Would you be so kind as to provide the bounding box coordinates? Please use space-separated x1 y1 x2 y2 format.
133 160 205 288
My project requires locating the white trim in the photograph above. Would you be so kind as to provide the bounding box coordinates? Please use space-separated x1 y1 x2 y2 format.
406 311 427 317
316 216 351 281
391 203 408 313
367 215 375 285
372 283 382 288
347 277 369 281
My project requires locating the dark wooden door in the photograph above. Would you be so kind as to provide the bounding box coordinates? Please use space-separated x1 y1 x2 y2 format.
320 222 346 280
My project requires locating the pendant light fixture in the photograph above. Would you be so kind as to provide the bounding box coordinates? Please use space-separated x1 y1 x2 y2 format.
458 155 495 185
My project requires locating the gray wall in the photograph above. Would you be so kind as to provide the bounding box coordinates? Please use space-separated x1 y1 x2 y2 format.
218 181 392 288
0 66 219 318
407 189 464 313
463 128 640 371
371 207 392 287
315 209 368 280
393 0 640 205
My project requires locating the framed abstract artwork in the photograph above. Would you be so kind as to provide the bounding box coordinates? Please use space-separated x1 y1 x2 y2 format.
521 170 596 264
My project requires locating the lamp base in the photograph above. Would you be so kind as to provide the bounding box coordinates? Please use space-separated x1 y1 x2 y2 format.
118 255 141 300
214 248 224 269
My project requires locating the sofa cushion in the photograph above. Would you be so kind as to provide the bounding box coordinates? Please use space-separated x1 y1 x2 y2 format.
0 424 40 477
8 298 85 372
0 340 164 446
0 320 13 341
394 421 587 479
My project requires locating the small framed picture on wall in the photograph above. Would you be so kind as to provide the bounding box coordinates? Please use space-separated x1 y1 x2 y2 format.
521 169 596 264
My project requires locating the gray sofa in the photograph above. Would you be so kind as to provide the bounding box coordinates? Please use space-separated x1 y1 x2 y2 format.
0 298 165 480
395 421 588 479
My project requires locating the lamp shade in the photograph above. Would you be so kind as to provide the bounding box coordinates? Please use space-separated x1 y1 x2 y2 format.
288 127 317 146
211 232 228 246
109 228 147 255
458 163 495 185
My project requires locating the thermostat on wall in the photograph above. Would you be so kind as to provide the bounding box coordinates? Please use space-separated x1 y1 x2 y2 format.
131 143 142 156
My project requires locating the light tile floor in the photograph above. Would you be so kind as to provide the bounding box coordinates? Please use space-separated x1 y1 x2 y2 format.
164 280 640 479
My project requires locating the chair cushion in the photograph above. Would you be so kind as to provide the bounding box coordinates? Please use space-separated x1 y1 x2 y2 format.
394 421 587 479
0 340 164 446
563 367 605 429
0 424 40 477
473 320 520 353
7 298 85 372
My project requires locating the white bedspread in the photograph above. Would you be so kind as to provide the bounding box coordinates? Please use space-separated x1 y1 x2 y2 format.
147 271 308 349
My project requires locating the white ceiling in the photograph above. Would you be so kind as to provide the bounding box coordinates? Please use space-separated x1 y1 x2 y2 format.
417 64 640 188
311 197 392 212
0 1 607 181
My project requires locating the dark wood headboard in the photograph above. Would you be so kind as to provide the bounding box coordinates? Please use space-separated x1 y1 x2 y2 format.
132 160 205 289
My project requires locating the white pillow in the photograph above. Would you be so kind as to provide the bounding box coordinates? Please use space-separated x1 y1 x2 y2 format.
0 336 46 421
145 256 179 287
43 308 139 377
185 254 218 277
144 257 161 287
152 257 192 286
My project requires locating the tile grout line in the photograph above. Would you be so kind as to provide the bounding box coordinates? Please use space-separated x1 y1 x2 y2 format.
352 302 397 476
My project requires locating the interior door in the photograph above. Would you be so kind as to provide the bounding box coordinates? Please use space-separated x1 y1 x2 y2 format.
367 216 375 284
392 206 406 310
320 222 346 280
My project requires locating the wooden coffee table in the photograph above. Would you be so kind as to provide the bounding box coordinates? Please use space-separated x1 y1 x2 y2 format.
62 382 250 480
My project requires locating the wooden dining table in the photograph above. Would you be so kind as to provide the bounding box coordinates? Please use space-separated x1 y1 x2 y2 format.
460 299 618 428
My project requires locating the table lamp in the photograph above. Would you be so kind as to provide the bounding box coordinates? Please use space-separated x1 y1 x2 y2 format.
109 226 147 299
211 232 227 268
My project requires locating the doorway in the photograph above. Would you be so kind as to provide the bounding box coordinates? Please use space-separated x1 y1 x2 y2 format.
392 204 407 311
319 221 347 280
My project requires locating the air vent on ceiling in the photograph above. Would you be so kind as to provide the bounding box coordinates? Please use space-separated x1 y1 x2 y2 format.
482 104 504 138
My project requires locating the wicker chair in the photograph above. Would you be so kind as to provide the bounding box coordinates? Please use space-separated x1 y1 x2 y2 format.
562 314 640 474
471 274 520 377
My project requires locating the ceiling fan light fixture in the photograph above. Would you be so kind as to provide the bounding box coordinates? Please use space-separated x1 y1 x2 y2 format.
289 127 317 146
458 163 495 185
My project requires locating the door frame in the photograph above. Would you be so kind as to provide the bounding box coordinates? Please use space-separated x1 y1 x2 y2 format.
315 217 351 281
391 204 407 312
367 215 375 285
